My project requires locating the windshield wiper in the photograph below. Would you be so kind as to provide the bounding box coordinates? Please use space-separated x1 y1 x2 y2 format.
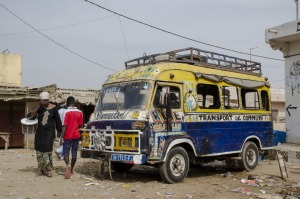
99 94 103 114
112 92 121 114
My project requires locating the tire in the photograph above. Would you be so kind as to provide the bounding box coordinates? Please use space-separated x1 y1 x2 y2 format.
159 147 189 183
238 141 259 171
111 162 134 172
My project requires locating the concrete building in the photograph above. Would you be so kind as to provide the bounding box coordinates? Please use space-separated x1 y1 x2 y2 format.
0 84 98 149
271 88 285 131
266 20 300 144
0 51 22 87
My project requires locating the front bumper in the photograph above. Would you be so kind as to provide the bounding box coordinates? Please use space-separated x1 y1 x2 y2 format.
81 149 147 164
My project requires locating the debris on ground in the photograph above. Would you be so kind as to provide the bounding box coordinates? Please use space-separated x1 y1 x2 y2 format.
259 190 266 194
84 177 98 182
232 187 250 195
254 193 283 199
122 184 131 189
241 178 257 186
85 182 100 186
156 192 164 197
231 174 300 199
278 184 300 198
165 191 174 197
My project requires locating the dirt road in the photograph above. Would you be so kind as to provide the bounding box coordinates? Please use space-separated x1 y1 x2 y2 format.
0 149 299 199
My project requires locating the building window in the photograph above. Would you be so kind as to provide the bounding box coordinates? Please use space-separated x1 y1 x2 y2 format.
272 109 278 122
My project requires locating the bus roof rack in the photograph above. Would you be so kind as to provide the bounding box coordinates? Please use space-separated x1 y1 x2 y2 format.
125 47 262 75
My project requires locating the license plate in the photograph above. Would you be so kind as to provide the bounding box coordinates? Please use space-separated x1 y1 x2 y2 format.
111 154 133 162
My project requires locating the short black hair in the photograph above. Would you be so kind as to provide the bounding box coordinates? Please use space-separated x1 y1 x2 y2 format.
67 96 75 107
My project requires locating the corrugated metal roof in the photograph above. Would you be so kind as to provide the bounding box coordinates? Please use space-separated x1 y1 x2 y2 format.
0 84 98 104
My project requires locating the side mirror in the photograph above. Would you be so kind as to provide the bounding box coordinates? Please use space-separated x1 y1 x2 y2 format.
160 87 169 107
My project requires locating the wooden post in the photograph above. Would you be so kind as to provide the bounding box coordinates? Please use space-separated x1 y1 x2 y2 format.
0 132 10 150
277 152 288 181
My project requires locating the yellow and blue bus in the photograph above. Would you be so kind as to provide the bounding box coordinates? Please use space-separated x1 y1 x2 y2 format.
81 47 273 183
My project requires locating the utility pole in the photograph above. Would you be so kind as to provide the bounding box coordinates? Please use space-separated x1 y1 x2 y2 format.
296 0 299 20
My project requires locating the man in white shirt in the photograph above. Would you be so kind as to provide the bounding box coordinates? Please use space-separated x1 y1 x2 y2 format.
55 102 67 160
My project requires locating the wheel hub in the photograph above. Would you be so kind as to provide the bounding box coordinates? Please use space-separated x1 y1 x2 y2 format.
246 148 256 165
170 154 185 177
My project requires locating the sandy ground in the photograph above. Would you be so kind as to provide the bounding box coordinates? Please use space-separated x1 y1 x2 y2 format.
0 149 300 199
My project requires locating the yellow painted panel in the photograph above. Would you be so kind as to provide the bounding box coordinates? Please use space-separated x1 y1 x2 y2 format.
114 134 138 151
104 62 267 85
81 132 90 147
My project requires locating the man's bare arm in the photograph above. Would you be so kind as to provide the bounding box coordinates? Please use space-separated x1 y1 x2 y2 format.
26 103 41 119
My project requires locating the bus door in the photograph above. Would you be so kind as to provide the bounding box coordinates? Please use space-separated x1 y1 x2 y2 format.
149 82 184 159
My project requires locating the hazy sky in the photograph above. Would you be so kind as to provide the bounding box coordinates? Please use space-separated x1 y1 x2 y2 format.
0 0 296 89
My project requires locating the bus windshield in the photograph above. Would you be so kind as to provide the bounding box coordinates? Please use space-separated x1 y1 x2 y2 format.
96 81 152 111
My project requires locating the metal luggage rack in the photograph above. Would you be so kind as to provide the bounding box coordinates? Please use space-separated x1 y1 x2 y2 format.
125 47 262 75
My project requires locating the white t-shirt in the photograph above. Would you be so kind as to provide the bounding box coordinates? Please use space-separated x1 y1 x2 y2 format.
58 108 67 124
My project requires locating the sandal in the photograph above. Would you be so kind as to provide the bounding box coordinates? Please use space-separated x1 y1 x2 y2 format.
36 170 43 176
47 171 52 178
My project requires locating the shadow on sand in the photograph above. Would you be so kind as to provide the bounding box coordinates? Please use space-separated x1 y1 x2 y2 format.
74 159 243 183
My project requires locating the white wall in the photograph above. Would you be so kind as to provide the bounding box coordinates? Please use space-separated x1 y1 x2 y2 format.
0 53 22 87
266 20 300 143
285 53 300 143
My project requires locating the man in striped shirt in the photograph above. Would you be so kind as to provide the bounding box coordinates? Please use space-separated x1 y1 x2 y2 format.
60 96 83 179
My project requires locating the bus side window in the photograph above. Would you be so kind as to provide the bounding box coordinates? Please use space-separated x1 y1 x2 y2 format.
261 90 270 111
169 87 181 109
197 94 203 108
241 88 260 110
222 86 239 109
153 86 180 109
197 84 220 109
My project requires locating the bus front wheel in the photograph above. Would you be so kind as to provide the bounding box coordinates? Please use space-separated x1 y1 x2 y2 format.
238 141 258 171
159 147 189 183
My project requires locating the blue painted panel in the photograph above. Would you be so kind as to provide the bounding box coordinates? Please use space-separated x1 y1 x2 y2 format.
273 130 286 145
87 119 273 157
184 121 273 155
88 120 135 130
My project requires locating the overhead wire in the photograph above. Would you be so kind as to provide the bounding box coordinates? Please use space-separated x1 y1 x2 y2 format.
0 1 286 74
0 14 115 36
119 16 129 60
0 3 115 72
83 0 284 62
